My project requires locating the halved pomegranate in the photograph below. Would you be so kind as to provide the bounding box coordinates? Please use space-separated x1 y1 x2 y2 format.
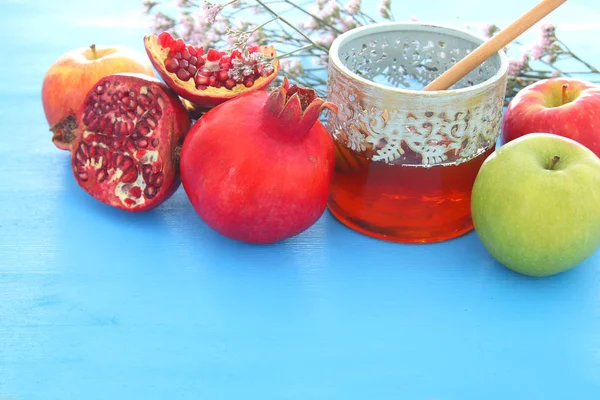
144 32 280 109
53 72 191 212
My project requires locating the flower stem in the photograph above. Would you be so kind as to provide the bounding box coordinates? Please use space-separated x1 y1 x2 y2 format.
557 40 600 73
251 17 278 32
282 0 342 34
276 44 315 58
254 0 329 52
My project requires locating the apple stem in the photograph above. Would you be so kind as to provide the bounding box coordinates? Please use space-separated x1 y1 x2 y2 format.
561 83 569 106
547 155 561 170
90 44 98 60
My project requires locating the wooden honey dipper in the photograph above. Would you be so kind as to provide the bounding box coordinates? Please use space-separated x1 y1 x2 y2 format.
423 0 567 91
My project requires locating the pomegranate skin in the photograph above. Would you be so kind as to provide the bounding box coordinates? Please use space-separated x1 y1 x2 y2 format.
180 82 336 243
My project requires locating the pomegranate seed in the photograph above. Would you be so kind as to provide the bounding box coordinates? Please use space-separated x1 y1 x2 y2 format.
187 45 197 57
131 131 142 141
197 58 205 67
219 62 232 70
206 49 220 62
220 55 231 63
199 67 212 76
209 76 217 87
83 110 95 125
129 186 142 198
145 117 157 130
135 138 149 149
75 148 86 165
217 70 229 82
244 78 255 88
176 69 192 81
181 48 191 60
153 172 164 187
157 31 173 47
119 155 133 169
98 116 110 131
195 74 209 86
121 167 138 184
151 138 160 147
144 185 158 199
197 84 208 90
174 38 186 52
142 165 153 179
138 94 151 107
189 56 198 65
78 171 89 181
96 168 108 183
125 138 137 154
179 59 189 69
224 79 236 90
187 65 197 75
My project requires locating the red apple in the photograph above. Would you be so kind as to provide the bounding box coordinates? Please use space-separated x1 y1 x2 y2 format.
42 44 155 150
502 77 600 157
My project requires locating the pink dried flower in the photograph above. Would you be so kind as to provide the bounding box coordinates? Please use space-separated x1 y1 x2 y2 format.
344 0 361 15
527 23 557 61
142 0 158 14
339 16 358 31
508 53 528 76
280 58 304 75
302 16 319 30
316 32 336 48
529 41 544 60
151 12 176 35
378 0 391 19
201 0 223 23
539 23 556 46
317 1 341 21
481 23 499 38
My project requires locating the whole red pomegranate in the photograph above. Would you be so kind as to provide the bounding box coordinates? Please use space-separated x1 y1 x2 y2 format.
144 32 280 109
180 78 337 243
52 73 191 212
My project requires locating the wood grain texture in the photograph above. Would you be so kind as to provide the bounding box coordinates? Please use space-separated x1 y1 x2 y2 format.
1 1 600 399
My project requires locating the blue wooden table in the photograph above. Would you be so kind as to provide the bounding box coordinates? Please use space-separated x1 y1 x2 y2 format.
1 1 600 398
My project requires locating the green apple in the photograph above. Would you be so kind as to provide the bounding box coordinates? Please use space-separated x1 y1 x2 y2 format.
471 133 600 277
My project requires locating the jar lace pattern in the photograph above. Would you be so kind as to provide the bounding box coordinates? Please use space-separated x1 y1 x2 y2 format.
326 31 506 165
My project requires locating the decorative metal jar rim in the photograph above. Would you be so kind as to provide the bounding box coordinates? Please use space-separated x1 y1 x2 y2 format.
328 21 509 96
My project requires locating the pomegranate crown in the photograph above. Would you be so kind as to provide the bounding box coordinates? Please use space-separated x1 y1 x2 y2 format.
266 77 338 139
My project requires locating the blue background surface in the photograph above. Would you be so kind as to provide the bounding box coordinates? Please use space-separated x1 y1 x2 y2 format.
1 0 600 399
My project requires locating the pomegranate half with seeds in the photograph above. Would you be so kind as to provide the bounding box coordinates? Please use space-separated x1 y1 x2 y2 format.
144 32 280 109
53 72 191 212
